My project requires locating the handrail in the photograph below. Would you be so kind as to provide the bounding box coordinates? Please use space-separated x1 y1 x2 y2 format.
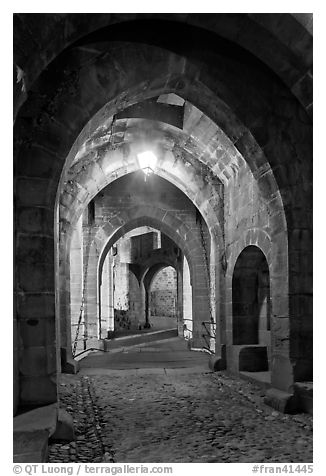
72 225 93 357
201 321 216 354
202 321 216 339
74 347 109 358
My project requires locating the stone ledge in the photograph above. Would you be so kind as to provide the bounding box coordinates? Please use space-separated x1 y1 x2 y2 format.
61 347 80 374
14 403 57 435
208 346 226 371
264 388 297 413
52 409 75 441
294 382 313 415
14 404 75 462
14 429 48 463
13 403 57 463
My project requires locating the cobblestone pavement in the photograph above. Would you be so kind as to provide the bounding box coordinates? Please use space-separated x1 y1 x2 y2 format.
49 369 312 463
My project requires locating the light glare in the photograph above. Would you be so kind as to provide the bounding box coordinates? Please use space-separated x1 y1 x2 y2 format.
137 151 157 175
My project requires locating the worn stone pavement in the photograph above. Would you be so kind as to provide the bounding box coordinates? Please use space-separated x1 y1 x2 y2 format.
49 338 312 463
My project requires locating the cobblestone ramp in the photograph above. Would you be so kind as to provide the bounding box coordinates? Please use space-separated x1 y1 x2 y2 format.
49 376 114 463
49 370 312 463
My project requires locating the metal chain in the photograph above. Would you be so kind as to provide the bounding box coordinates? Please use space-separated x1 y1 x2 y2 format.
198 215 216 354
72 225 93 357
198 215 214 325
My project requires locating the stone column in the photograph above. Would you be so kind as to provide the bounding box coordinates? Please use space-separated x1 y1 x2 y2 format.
84 233 100 348
15 193 57 407
191 263 210 348
69 218 83 354
182 256 193 339
176 264 184 337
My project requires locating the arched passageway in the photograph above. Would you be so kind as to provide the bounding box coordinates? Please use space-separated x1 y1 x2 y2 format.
149 265 178 328
71 213 196 357
232 246 271 372
232 246 270 346
13 15 313 451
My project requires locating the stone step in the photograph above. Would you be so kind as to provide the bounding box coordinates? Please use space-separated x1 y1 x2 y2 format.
14 430 49 463
294 382 313 415
13 404 74 462
239 370 272 390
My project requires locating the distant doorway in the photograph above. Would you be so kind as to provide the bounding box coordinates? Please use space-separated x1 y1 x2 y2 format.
149 266 177 331
232 245 271 371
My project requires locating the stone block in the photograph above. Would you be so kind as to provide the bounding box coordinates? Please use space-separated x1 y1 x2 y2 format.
288 251 312 274
14 403 57 435
267 211 287 236
238 346 269 372
16 235 54 264
271 251 288 276
13 429 48 463
289 294 313 319
291 71 313 109
20 345 57 377
16 178 54 207
271 354 294 392
208 347 226 371
18 317 56 347
61 347 79 374
35 119 74 158
271 295 289 318
20 375 57 406
16 144 61 178
271 317 290 339
52 409 75 442
264 388 297 414
292 358 313 382
290 272 312 295
294 382 313 415
18 263 54 293
272 335 289 354
18 206 53 235
14 322 20 416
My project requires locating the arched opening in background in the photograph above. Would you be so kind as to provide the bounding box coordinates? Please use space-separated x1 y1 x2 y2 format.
182 256 193 341
98 226 160 340
148 265 178 331
232 245 271 372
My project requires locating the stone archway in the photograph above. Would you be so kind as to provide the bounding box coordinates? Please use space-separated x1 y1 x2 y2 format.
13 15 312 414
231 245 271 373
95 214 209 349
143 264 178 333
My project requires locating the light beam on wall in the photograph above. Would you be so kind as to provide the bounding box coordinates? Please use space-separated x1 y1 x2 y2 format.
137 151 157 180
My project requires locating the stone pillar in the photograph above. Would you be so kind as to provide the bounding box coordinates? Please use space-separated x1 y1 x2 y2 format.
69 218 83 353
288 228 313 383
84 234 100 348
13 311 20 415
144 288 150 327
176 265 184 337
128 270 142 328
108 260 115 332
15 197 57 407
140 280 146 326
182 257 193 339
191 263 210 348
100 252 113 337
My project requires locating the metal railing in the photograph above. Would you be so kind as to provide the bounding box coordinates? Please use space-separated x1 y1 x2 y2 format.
201 320 216 354
72 226 92 357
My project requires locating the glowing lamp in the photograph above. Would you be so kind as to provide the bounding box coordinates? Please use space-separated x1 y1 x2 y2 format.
137 151 157 177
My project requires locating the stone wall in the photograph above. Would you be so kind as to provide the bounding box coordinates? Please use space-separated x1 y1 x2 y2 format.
67 173 212 348
224 160 286 375
13 13 312 415
150 266 177 317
